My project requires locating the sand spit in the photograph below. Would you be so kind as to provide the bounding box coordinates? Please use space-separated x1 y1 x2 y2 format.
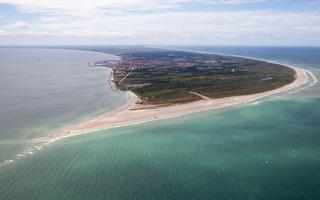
0 66 313 168
61 67 307 136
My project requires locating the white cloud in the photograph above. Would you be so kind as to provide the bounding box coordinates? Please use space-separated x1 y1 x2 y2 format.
0 0 267 16
1 10 319 45
180 0 267 4
11 21 29 29
0 0 319 46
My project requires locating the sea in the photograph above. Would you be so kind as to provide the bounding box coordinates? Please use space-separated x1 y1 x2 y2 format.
0 46 319 200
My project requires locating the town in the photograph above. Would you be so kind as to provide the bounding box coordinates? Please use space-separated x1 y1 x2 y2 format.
98 48 295 105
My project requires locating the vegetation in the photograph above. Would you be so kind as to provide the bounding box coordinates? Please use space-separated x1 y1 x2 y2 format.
106 48 295 105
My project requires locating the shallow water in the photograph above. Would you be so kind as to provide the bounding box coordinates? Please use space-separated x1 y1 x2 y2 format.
0 48 127 163
0 47 319 200
1 99 319 200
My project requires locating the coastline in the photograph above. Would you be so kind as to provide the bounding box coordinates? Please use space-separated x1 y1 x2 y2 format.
59 65 308 138
1 54 313 167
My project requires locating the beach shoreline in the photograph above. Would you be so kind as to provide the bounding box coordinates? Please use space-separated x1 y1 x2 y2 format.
1 54 313 168
59 65 308 138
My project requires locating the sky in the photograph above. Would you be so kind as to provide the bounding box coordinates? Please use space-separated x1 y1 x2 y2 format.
0 0 320 46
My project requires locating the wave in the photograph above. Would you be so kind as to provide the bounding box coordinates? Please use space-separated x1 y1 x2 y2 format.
0 54 318 168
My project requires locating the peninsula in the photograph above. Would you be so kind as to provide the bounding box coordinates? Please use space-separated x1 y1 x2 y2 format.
57 47 307 137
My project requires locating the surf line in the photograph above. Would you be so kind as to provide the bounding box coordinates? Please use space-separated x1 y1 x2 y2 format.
0 67 316 168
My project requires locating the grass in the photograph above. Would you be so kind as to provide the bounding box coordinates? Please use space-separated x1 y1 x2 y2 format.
111 50 296 105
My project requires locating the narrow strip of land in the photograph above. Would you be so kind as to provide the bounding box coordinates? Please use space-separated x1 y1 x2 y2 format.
189 92 211 100
57 67 307 138
119 71 132 85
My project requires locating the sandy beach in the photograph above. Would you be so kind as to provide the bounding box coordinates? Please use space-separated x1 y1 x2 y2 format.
1 64 313 166
59 66 308 137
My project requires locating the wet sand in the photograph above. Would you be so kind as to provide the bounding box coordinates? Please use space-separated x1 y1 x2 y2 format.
60 66 308 137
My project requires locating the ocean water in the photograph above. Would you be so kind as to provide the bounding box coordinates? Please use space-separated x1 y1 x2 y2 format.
0 47 319 200
0 48 127 164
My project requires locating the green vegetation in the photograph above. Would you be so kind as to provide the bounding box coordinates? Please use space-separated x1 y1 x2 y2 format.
109 49 296 105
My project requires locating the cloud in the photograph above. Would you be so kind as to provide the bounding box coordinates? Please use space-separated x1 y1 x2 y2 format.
11 21 29 29
0 21 30 36
182 0 267 4
1 9 319 46
0 0 319 46
0 0 267 16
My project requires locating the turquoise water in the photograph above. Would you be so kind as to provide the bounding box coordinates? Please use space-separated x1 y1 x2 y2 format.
0 47 319 200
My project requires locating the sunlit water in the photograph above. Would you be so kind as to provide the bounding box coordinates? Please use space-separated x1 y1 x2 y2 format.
0 47 319 200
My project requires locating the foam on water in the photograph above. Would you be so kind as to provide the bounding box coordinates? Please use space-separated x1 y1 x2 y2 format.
0 48 126 167
0 47 318 168
0 67 316 168
1 47 320 200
